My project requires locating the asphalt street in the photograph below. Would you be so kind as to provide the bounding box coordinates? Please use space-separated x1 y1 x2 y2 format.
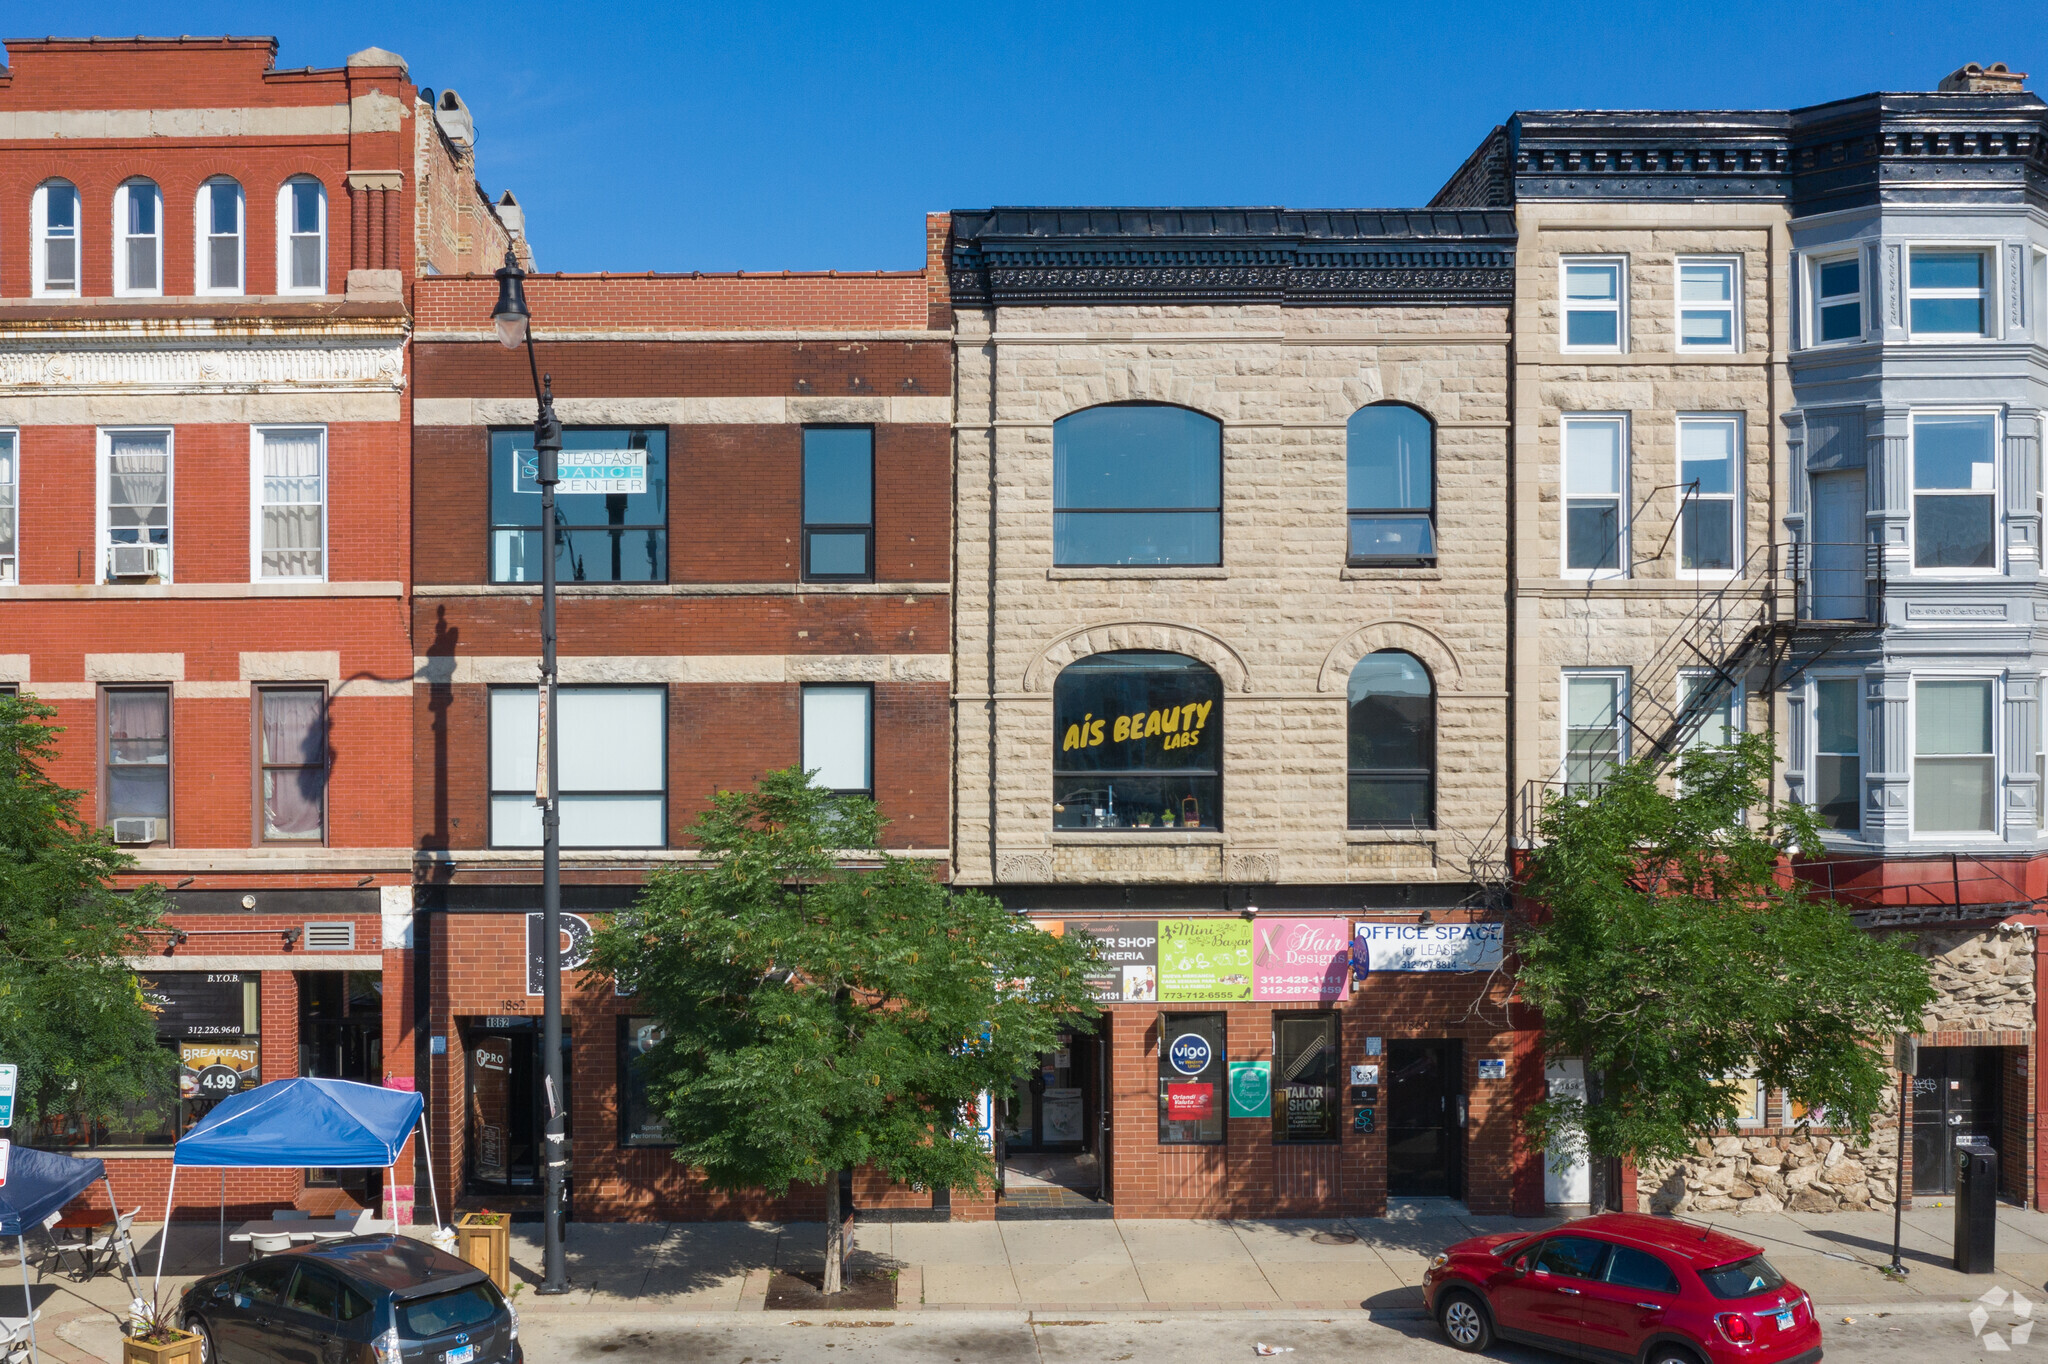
519 1304 2025 1363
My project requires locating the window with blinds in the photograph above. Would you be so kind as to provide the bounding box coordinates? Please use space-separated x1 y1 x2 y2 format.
255 427 326 580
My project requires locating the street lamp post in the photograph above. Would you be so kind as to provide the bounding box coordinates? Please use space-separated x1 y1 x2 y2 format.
491 250 570 1295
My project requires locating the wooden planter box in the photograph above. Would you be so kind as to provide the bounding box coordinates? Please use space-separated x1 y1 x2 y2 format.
124 1331 202 1364
455 1214 511 1292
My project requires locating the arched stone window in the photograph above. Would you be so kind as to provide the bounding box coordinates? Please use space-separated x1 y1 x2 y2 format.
1053 403 1221 566
1346 403 1434 565
1053 651 1221 830
1347 650 1434 827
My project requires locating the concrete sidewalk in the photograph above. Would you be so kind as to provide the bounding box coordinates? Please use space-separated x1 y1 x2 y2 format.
32 1204 2048 1361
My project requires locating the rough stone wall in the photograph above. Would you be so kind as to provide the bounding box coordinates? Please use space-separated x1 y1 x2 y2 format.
1638 926 2034 1214
1508 200 1794 806
952 303 1512 887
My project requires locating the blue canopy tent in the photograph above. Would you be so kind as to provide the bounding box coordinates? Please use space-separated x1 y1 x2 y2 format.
0 1145 116 1364
151 1079 440 1291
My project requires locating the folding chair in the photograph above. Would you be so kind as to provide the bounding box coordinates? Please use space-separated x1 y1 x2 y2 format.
247 1233 293 1261
0 1310 40 1364
71 1210 140 1283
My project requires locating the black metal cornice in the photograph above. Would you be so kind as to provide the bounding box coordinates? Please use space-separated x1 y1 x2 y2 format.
1505 110 1793 201
1788 91 2048 214
947 208 1516 308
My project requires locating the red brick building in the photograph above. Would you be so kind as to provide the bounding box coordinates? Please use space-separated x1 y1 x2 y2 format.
406 233 956 1220
0 36 521 1223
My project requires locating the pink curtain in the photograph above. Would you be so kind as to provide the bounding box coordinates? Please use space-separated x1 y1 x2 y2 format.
262 689 325 839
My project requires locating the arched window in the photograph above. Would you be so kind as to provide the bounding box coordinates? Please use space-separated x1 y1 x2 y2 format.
1053 403 1221 566
1347 650 1434 828
33 179 80 297
277 176 327 294
1053 651 1221 830
1347 404 1434 565
114 178 162 296
197 177 245 295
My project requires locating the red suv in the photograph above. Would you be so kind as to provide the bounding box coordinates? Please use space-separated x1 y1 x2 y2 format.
1422 1212 1822 1364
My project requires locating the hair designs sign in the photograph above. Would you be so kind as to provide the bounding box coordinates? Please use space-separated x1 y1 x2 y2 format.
1251 919 1352 1001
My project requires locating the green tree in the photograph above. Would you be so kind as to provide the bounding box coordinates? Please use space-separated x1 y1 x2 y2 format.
0 694 174 1136
1517 732 1933 1209
590 769 1100 1293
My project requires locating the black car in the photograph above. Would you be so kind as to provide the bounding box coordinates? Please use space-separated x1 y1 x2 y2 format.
178 1235 521 1364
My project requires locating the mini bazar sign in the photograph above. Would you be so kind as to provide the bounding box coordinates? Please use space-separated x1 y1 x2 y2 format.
1061 700 1215 754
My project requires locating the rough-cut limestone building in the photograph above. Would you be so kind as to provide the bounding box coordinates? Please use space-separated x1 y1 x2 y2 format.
947 208 1548 1217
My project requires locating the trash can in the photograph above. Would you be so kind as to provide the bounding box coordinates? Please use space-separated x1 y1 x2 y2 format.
1954 1144 1998 1274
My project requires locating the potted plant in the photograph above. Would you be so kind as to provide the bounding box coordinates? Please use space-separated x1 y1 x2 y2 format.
455 1209 512 1292
1160 809 1176 828
125 1289 201 1364
1135 811 1154 827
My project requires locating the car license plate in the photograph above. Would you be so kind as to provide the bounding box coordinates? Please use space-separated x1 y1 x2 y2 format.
444 1346 474 1364
1775 1310 1796 1331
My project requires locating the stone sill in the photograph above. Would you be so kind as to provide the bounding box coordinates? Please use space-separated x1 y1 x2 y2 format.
1050 831 1224 845
1047 567 1228 581
1342 567 1443 581
1344 829 1441 844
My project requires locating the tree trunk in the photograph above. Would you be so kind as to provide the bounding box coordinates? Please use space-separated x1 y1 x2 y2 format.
1584 1067 1614 1213
822 1171 844 1296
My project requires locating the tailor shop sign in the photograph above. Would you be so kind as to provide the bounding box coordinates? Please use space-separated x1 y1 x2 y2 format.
1065 918 1350 1003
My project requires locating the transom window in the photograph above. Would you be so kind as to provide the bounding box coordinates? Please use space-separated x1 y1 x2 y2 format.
490 428 667 583
34 180 79 296
1915 679 1995 835
1911 413 1997 572
1053 651 1220 830
278 177 328 294
114 179 162 296
1677 416 1740 573
1347 651 1434 828
1908 248 1992 337
489 686 667 848
1562 416 1627 576
1052 404 1221 567
199 178 245 295
1676 258 1738 351
1346 405 1434 565
1813 255 1863 343
802 427 874 580
1561 258 1625 351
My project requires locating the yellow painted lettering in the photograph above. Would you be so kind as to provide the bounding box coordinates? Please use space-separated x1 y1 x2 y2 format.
1193 700 1214 730
1142 710 1161 738
1062 724 1081 752
1161 706 1180 733
1089 719 1106 745
1112 714 1132 742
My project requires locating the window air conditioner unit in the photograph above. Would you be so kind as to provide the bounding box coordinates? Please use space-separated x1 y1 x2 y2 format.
303 922 356 952
108 544 162 579
111 817 158 844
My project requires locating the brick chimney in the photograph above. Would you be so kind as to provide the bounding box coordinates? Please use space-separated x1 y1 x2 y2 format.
1937 61 2028 93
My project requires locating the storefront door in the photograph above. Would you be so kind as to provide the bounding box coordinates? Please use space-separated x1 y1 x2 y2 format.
462 1019 572 1193
1913 1046 2002 1196
1387 1039 1464 1199
1006 1029 1094 1151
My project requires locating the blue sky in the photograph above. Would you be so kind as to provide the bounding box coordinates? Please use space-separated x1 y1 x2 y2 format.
25 2 2048 273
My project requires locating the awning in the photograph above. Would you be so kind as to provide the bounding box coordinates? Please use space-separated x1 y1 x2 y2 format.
173 1078 425 1168
0 1145 106 1237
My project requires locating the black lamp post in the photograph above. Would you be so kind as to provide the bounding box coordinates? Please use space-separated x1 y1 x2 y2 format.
490 249 570 1295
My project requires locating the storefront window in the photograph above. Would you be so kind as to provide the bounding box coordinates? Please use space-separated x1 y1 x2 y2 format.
1272 1012 1340 1142
619 1016 671 1147
1054 652 1221 831
1158 1011 1226 1145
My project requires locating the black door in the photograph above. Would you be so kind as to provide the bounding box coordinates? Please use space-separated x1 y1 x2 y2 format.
1387 1040 1463 1199
462 1021 572 1192
1913 1047 2003 1196
1006 1029 1094 1151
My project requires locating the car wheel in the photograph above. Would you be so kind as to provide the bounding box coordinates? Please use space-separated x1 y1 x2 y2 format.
191 1319 216 1364
1437 1291 1493 1352
1644 1346 1702 1364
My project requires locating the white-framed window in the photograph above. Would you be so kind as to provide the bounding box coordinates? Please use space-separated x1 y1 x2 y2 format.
1675 256 1739 351
1914 677 1998 836
0 429 15 584
251 426 326 581
1562 415 1628 577
1811 675 1862 833
1910 411 1999 573
1721 1070 1766 1129
197 178 245 295
276 177 327 294
1907 246 1994 338
1563 669 1629 794
97 427 172 583
489 685 667 848
1560 256 1626 352
113 178 162 297
1677 415 1741 574
1679 670 1741 753
1810 252 1864 345
802 684 873 798
32 179 80 297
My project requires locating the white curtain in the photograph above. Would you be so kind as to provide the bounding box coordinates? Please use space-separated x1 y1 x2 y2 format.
261 429 324 578
1915 680 1996 832
802 686 871 792
108 433 168 540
